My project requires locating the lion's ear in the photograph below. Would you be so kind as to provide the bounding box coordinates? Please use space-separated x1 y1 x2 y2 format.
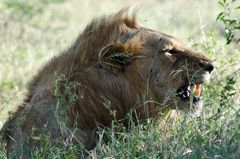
99 43 136 73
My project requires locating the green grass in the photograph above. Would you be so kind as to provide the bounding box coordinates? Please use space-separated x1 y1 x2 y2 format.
0 0 240 158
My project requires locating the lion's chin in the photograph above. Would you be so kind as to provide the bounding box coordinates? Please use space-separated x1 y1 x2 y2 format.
171 97 203 111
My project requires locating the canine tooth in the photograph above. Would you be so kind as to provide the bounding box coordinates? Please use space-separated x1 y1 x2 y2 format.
196 84 201 97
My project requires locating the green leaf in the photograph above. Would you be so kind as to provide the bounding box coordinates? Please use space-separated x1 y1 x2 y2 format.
217 12 225 21
229 19 237 25
218 0 226 7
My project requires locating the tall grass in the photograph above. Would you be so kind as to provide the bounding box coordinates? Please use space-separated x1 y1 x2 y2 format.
0 0 240 158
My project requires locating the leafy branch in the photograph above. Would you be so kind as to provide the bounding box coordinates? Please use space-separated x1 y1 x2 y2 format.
217 0 240 44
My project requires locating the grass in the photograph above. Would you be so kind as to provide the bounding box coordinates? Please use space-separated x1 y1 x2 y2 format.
0 0 240 158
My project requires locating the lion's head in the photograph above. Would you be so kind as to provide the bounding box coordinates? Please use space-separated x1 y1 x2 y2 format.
86 9 214 114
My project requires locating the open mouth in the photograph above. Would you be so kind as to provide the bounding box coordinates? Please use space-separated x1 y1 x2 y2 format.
177 83 203 103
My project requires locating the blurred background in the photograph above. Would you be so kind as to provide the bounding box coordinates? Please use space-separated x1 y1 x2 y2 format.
0 0 239 129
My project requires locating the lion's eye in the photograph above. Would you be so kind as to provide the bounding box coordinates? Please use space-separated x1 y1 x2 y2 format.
162 48 178 56
168 49 178 55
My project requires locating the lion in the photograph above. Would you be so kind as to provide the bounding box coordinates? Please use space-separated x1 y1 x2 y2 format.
1 9 214 158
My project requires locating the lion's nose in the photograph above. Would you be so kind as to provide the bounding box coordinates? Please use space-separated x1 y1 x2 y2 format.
199 62 214 73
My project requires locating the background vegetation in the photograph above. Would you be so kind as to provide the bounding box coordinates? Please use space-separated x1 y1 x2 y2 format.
0 0 240 158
